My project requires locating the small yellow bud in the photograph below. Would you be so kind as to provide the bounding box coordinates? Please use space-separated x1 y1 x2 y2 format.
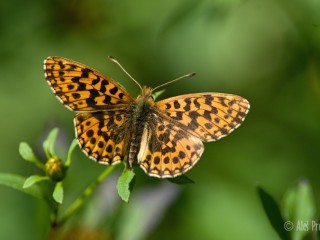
45 157 66 182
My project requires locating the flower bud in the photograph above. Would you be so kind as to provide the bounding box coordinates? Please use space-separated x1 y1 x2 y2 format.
45 157 66 182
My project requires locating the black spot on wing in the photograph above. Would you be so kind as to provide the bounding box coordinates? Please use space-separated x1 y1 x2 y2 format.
81 68 92 78
173 101 180 109
100 79 109 93
72 93 81 99
86 129 94 137
109 86 118 95
103 95 112 104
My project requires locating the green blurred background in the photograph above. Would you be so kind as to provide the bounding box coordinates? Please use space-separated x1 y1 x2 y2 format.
1 0 320 239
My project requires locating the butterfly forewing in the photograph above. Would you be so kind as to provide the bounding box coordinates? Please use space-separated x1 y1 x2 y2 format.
44 56 134 111
156 93 250 142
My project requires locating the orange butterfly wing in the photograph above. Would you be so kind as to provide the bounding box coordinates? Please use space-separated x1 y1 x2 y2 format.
156 93 250 141
44 56 134 164
137 115 204 178
137 93 249 178
74 111 129 165
44 56 134 111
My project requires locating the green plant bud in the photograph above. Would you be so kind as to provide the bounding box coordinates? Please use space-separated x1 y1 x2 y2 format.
45 157 66 182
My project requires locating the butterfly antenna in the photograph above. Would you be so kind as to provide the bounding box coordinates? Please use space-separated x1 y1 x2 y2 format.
152 72 196 92
108 56 142 90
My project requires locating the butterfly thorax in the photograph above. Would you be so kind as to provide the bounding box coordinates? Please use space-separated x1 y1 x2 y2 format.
127 86 155 168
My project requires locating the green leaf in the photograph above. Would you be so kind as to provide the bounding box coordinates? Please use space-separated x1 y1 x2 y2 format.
43 128 59 158
0 173 45 200
257 186 290 240
152 89 165 100
65 139 78 167
53 181 64 204
23 175 49 188
19 142 45 170
282 178 316 240
19 142 37 162
168 174 195 184
117 168 136 202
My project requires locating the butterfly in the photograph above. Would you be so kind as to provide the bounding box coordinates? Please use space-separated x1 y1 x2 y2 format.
44 56 250 178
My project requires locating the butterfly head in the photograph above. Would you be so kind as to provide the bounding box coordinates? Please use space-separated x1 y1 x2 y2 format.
138 86 152 98
135 86 156 106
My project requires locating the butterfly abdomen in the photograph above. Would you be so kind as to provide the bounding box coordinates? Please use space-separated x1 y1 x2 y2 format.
127 94 154 169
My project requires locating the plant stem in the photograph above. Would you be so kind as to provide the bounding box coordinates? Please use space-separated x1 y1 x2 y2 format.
48 203 59 240
59 165 117 225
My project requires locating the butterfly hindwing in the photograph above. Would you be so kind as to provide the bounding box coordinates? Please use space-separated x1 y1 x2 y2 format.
44 56 134 111
137 114 204 178
156 93 250 141
74 111 128 165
